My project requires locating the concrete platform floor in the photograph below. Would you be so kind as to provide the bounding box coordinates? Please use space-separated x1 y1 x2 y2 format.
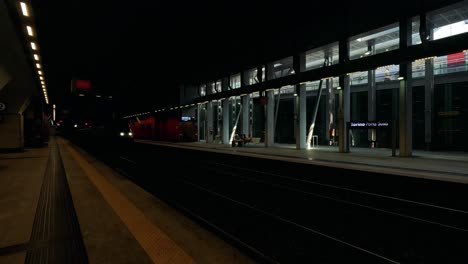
0 147 49 264
0 139 257 264
137 140 468 184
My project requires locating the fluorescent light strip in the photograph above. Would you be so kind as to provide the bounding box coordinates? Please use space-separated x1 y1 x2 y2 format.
26 26 33 36
20 2 29 17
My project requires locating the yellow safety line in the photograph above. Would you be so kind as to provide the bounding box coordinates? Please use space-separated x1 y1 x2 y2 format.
61 139 196 264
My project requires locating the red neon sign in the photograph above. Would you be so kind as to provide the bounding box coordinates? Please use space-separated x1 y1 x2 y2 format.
75 80 91 89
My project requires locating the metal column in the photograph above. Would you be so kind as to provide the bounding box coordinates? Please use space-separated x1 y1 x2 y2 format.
206 101 213 143
338 37 351 153
338 75 350 153
242 95 250 136
424 58 434 150
265 90 275 147
326 78 335 145
399 18 413 156
367 40 377 147
295 84 306 149
222 99 230 145
197 104 201 142
424 23 434 150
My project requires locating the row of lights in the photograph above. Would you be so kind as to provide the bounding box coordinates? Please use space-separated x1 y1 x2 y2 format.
123 103 198 118
18 2 48 104
125 48 459 119
77 93 112 98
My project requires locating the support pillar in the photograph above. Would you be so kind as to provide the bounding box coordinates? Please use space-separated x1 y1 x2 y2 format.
338 75 351 153
265 90 275 147
367 40 377 147
206 101 213 143
326 78 335 145
295 84 306 149
242 95 250 136
399 18 413 157
424 58 434 150
222 99 230 145
338 38 350 153
197 104 201 142
424 25 434 151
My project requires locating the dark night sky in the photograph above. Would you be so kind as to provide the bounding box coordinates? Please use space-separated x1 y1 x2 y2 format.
30 0 454 115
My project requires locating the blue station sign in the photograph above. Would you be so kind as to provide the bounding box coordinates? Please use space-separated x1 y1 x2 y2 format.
348 121 390 129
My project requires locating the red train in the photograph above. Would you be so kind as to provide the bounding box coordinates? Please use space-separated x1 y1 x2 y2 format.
128 114 197 142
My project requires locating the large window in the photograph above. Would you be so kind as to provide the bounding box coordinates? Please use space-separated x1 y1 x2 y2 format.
267 56 294 80
244 68 259 85
411 16 422 45
208 82 216 94
215 79 222 92
349 23 399 60
303 42 339 71
230 73 241 89
199 84 206 97
428 2 468 41
434 52 468 75
349 71 368 86
376 64 399 82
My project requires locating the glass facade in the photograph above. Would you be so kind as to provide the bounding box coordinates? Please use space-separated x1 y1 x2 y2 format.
244 68 259 85
216 79 222 93
267 57 294 80
178 1 468 152
434 52 468 75
251 92 265 141
411 16 422 45
349 71 368 86
428 2 468 41
208 82 216 95
349 23 399 60
303 42 339 71
230 73 241 89
376 65 399 82
275 86 295 144
199 84 206 97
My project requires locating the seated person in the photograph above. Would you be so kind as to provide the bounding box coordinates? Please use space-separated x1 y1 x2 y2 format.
241 133 252 143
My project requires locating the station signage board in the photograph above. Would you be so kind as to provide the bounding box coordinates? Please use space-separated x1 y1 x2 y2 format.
348 121 390 129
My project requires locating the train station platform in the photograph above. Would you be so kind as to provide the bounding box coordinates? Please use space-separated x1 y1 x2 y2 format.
0 137 256 264
137 140 468 185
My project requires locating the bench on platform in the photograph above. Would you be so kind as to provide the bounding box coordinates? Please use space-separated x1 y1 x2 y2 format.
251 137 261 144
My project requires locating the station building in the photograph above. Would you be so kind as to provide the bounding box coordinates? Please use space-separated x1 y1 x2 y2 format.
130 0 468 156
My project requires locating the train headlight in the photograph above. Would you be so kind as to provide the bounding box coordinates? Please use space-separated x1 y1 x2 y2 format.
120 132 125 136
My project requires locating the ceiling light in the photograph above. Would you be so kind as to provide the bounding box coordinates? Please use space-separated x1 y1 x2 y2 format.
357 38 362 42
34 54 39 61
26 26 33 36
36 63 41 69
31 42 37 50
78 94 84 97
96 95 101 98
364 51 371 56
38 70 42 75
398 76 404 80
39 76 43 80
20 2 29 17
